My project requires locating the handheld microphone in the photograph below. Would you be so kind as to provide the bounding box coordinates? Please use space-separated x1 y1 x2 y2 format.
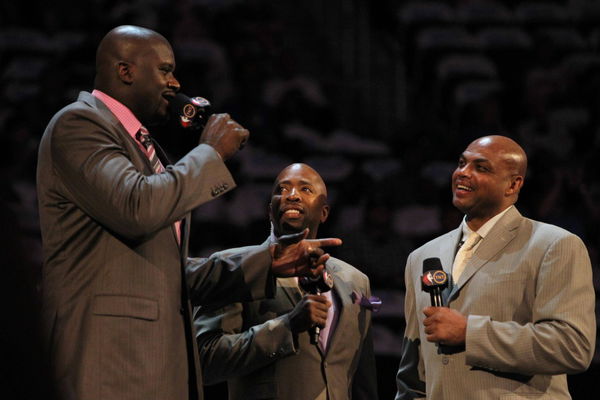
421 258 448 307
168 93 211 130
298 270 333 345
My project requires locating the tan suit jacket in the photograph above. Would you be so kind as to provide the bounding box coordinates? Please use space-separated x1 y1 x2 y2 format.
396 207 596 399
37 92 275 400
195 243 378 400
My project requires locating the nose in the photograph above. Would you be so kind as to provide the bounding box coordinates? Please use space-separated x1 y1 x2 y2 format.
456 164 471 178
168 75 180 92
285 187 300 201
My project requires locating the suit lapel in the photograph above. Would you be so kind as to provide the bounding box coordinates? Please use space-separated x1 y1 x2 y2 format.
441 228 462 305
322 264 353 357
82 92 184 252
449 208 522 301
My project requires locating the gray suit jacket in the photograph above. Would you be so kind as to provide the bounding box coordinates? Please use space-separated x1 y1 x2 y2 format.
395 206 596 399
194 243 378 400
37 92 276 400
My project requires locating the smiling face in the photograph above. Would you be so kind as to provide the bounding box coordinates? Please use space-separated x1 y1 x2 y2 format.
127 37 180 125
451 136 526 230
269 164 329 239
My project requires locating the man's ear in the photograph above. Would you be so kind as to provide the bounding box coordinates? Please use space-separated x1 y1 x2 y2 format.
506 175 524 196
117 61 134 84
320 204 330 223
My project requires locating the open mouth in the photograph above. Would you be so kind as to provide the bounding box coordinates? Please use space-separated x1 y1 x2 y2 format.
281 207 303 218
456 184 473 192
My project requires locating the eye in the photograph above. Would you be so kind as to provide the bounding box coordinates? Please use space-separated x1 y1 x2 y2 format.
476 165 490 172
457 158 465 167
160 66 173 75
302 186 313 193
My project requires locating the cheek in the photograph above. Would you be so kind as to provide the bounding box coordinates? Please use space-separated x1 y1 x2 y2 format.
451 170 460 181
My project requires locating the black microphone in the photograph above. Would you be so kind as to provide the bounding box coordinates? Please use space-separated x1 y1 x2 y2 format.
298 270 334 345
421 257 448 307
168 93 211 130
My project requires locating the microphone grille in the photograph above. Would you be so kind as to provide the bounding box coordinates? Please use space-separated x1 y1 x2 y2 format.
423 257 443 273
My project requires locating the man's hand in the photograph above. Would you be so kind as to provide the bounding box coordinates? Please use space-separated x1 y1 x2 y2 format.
200 113 249 160
422 306 467 346
288 294 331 334
270 228 342 278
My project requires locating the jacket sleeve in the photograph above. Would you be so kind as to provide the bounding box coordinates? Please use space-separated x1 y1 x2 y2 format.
193 298 297 385
48 107 235 240
186 244 276 308
465 233 596 375
395 253 427 400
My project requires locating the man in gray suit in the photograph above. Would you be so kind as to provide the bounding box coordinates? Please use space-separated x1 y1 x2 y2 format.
395 135 596 399
37 26 339 400
195 163 379 400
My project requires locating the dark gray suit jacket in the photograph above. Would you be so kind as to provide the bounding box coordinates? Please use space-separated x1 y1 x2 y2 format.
194 242 378 400
37 92 275 400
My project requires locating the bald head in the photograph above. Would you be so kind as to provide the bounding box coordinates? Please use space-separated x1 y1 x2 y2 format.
273 163 328 199
95 25 168 90
469 135 528 178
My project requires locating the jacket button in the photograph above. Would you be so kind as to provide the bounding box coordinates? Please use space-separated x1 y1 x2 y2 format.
442 356 449 365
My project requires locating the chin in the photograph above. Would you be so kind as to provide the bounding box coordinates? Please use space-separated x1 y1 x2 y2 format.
279 222 305 235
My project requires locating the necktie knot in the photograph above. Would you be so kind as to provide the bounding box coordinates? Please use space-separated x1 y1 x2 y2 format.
461 232 481 252
453 231 481 283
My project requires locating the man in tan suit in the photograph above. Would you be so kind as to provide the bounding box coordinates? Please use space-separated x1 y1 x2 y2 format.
37 26 339 400
195 163 378 399
395 135 596 399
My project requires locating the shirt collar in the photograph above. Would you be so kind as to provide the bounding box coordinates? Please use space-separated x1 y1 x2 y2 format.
92 89 142 139
461 205 514 239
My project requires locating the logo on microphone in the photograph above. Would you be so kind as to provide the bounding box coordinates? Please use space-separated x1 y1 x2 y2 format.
182 104 197 119
422 270 448 286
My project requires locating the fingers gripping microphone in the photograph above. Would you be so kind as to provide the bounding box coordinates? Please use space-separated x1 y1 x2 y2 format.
421 258 448 307
299 270 333 345
168 93 211 130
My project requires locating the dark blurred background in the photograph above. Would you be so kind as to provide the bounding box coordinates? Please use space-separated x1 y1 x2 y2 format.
1 0 599 399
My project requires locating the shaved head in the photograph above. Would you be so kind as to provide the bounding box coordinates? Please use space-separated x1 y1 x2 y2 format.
469 135 528 178
95 26 165 88
272 163 328 199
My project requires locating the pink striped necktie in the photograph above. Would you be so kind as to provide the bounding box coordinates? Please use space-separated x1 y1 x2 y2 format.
136 126 164 173
136 126 181 244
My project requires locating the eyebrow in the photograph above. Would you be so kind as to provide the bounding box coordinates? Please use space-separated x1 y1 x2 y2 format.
460 154 490 163
278 179 315 187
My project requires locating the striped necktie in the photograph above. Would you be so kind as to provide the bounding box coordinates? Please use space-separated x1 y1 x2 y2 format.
452 232 481 283
136 126 181 244
136 126 164 173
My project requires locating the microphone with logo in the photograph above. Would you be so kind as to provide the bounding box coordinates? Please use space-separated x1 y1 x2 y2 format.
421 257 448 307
168 93 211 130
298 270 334 345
